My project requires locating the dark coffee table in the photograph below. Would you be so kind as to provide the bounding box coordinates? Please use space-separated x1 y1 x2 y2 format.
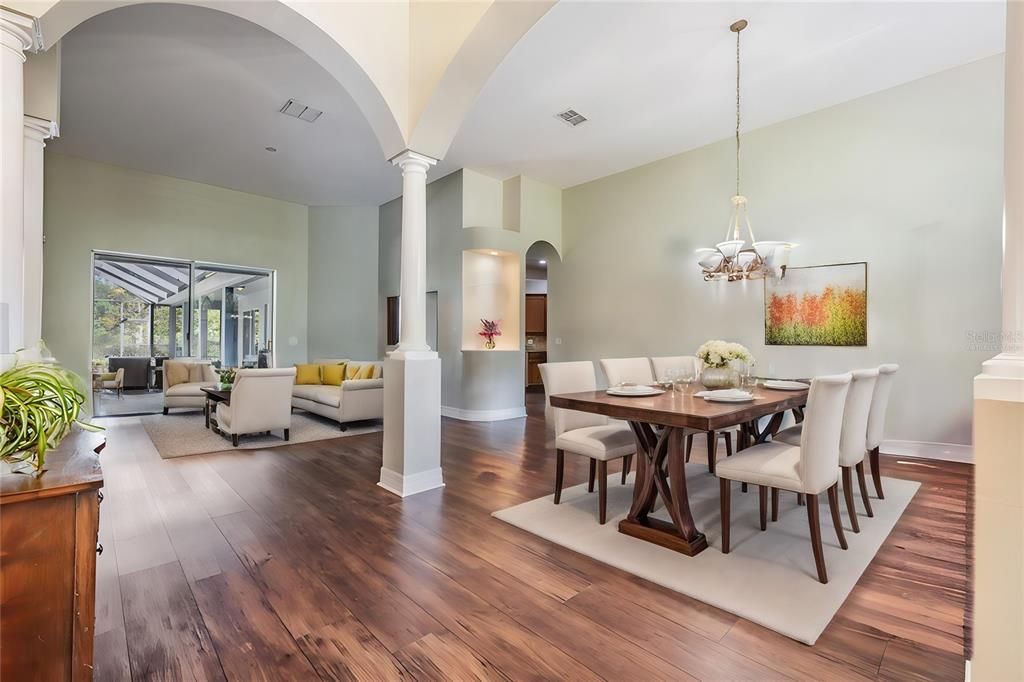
201 387 231 431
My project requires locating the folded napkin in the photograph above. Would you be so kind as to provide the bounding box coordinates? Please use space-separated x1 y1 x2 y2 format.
694 389 753 399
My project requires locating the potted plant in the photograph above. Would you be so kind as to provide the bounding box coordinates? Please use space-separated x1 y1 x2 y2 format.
1 350 101 476
217 366 237 390
696 340 754 389
479 319 502 350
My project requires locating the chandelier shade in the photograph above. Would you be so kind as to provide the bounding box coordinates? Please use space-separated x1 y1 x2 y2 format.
695 19 795 282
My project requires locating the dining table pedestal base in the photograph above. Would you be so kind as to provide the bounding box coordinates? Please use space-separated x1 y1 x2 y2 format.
618 517 709 556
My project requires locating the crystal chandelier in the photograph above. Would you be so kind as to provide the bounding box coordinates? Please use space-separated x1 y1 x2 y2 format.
696 19 795 282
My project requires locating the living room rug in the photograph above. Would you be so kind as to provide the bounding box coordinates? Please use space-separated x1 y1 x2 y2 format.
140 411 382 459
493 465 918 645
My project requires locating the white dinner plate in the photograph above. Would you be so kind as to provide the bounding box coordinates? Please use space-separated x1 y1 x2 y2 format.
606 386 664 397
763 380 810 391
703 394 754 403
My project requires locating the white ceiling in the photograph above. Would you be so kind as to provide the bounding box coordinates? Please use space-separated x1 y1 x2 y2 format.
445 0 1006 188
51 2 1005 206
49 3 414 206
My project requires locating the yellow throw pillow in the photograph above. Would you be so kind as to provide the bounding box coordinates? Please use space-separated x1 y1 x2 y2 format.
345 363 363 380
372 364 383 379
355 363 376 380
295 364 322 385
165 362 188 387
322 363 346 386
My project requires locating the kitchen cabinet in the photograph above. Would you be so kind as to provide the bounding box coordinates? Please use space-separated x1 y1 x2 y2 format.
525 294 547 335
526 351 547 386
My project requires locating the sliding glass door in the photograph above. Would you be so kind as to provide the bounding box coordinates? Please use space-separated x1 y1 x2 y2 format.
91 251 275 416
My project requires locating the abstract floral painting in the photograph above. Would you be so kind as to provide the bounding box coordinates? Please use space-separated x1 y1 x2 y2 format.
765 262 867 346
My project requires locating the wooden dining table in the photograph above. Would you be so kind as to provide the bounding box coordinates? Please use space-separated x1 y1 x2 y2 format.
549 384 809 557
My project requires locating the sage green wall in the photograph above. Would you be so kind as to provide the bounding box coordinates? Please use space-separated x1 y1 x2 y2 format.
307 205 379 361
42 153 310 388
552 56 1005 446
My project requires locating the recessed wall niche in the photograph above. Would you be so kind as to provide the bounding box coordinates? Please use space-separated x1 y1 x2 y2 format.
461 249 520 351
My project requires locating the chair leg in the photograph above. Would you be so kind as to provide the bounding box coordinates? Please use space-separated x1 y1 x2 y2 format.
720 478 731 554
554 449 565 504
771 487 780 522
856 461 874 518
741 483 748 493
758 485 768 531
598 461 608 524
706 430 717 474
284 428 290 441
797 492 805 506
724 431 733 457
827 484 848 550
870 446 884 499
163 407 169 415
842 466 861 533
588 459 596 493
685 434 693 462
621 455 632 484
806 493 828 584
232 434 239 447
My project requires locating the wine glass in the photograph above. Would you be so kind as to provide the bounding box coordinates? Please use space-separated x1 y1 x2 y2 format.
675 366 695 393
741 362 757 391
659 368 678 390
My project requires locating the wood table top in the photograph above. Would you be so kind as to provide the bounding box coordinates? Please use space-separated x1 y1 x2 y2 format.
549 384 809 431
201 387 232 401
0 427 105 505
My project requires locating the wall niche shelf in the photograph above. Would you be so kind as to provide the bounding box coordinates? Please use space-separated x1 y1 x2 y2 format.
461 249 521 352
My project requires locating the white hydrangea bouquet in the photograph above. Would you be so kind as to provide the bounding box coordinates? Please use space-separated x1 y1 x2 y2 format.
696 340 754 369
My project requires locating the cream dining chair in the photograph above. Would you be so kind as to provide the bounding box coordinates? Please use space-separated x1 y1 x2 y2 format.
715 373 852 584
540 361 636 524
866 364 899 499
776 368 878 532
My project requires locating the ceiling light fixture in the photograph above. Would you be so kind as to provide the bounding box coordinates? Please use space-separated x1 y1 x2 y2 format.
265 146 277 152
538 259 547 265
696 19 795 282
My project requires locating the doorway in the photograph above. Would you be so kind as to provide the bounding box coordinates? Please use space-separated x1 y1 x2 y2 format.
524 242 558 395
90 251 274 416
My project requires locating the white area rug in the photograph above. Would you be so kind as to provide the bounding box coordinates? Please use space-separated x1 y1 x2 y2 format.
139 411 381 458
493 464 919 645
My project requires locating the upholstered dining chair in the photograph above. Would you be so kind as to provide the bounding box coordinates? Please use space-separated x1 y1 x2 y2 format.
539 361 636 524
776 368 878 532
866 364 899 499
715 373 852 584
599 357 655 387
647 355 740 471
215 368 296 447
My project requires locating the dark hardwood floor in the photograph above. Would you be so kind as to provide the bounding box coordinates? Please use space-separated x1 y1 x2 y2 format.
93 393 970 681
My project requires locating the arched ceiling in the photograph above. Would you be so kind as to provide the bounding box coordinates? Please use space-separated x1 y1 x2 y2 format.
445 0 1006 188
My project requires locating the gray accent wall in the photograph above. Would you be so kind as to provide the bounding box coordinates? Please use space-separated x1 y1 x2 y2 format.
551 56 1005 445
307 205 379 361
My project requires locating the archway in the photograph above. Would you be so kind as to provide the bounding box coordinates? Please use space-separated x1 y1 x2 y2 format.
524 240 560 397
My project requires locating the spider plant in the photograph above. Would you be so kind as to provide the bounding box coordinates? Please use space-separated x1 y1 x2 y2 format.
0 362 102 475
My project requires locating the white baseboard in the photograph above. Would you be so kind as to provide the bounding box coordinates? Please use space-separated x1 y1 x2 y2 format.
377 466 444 497
882 439 973 464
440 405 526 422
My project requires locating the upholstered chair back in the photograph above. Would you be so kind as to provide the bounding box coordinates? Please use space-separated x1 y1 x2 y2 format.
539 361 607 436
650 356 699 381
162 359 216 390
599 357 655 387
797 373 852 493
839 369 879 467
866 364 899 450
228 368 297 434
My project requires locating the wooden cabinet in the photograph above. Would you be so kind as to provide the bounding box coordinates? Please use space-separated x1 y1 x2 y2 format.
0 431 104 681
525 294 547 335
526 351 547 386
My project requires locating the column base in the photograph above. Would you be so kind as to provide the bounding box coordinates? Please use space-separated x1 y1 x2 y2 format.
377 466 445 497
380 354 443 498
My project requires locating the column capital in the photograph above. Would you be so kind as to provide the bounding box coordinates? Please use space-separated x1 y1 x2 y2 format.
1 8 41 61
24 115 57 142
389 149 438 173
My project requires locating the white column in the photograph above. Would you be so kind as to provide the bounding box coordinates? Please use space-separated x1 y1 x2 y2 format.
0 9 37 355
23 115 56 348
391 150 437 356
380 149 443 497
972 2 1024 679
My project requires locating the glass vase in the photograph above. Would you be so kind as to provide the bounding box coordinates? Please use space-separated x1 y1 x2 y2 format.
701 366 740 390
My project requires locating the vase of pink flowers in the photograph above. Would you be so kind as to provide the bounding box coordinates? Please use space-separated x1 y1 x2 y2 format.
479 319 501 349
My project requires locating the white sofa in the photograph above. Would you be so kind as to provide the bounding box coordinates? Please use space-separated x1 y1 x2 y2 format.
162 359 217 413
216 368 296 446
291 359 384 430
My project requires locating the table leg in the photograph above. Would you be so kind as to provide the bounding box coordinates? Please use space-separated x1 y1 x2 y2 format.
755 411 786 444
205 399 210 429
620 424 708 556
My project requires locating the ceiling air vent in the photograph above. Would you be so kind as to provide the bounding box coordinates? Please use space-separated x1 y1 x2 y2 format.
279 99 323 123
556 109 587 127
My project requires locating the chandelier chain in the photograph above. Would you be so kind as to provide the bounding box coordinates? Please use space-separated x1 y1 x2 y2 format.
735 25 741 197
